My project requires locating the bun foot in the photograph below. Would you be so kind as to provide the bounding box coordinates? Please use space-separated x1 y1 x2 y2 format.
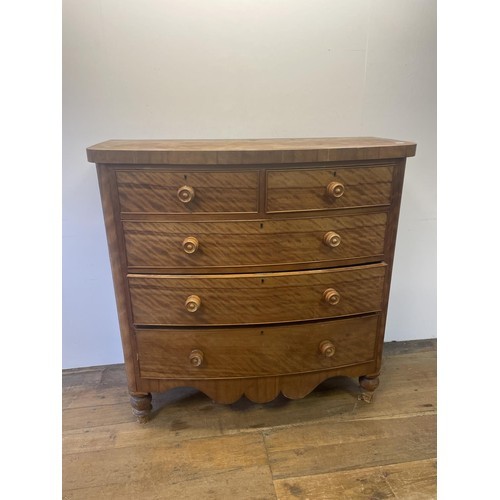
130 392 152 423
358 375 380 403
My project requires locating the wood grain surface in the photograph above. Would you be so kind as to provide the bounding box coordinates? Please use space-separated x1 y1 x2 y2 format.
95 166 140 392
128 264 387 326
122 212 387 272
266 165 393 212
89 137 415 419
62 339 436 499
87 137 416 164
274 459 437 499
116 169 259 214
265 414 436 479
135 314 379 380
137 362 377 403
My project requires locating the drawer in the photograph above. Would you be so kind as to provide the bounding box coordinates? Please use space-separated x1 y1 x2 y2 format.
266 165 393 213
123 213 387 271
136 315 379 379
116 169 259 214
128 264 386 326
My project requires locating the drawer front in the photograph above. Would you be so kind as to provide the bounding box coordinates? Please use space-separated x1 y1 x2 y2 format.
116 169 259 214
128 264 386 326
123 213 387 271
136 315 379 379
266 165 393 213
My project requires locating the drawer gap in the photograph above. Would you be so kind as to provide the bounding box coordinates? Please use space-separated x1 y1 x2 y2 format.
133 311 380 331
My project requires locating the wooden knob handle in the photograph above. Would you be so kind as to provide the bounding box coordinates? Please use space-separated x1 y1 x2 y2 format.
185 295 201 312
327 181 345 199
323 288 340 305
319 340 336 358
189 349 204 367
182 236 199 254
323 231 341 248
177 185 195 203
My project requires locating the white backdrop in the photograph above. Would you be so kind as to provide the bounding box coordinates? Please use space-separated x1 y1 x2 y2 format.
62 0 436 368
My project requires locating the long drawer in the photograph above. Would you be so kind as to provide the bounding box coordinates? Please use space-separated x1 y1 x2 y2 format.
266 164 394 213
128 264 386 326
122 213 387 272
136 314 379 379
116 169 259 214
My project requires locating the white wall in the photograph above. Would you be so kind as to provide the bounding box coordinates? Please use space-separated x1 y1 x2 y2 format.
63 0 436 368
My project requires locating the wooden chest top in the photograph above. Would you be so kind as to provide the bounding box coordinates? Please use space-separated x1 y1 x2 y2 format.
87 137 416 165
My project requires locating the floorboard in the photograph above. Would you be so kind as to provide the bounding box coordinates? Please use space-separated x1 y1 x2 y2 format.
62 338 436 499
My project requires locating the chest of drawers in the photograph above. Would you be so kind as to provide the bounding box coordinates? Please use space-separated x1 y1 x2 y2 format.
87 137 416 422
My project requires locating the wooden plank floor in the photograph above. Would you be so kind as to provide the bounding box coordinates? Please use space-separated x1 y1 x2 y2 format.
63 339 436 499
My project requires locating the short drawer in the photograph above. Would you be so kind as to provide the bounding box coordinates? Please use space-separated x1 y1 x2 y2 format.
123 212 387 272
116 169 259 214
266 165 393 213
128 264 386 326
136 314 379 379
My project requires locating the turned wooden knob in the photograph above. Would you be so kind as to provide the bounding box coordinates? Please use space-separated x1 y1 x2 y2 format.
185 295 201 312
323 231 341 248
182 236 199 254
189 349 204 367
319 340 336 358
327 181 345 199
323 288 340 305
177 185 195 203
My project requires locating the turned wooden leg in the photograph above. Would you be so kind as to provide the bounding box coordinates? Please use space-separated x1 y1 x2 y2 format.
358 375 380 403
130 392 152 423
